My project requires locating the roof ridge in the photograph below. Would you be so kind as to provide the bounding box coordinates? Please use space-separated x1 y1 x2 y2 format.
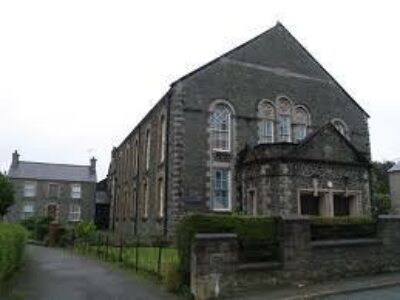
19 161 90 168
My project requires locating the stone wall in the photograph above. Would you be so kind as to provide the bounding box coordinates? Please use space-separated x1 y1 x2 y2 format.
190 216 400 300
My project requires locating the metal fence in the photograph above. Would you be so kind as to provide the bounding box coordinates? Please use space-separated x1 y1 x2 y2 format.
72 233 179 280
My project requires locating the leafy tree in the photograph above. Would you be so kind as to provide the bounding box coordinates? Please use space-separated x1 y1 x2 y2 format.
371 161 395 215
0 172 15 221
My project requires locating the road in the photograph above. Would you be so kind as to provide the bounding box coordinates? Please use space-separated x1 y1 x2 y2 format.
322 285 400 299
1 245 180 300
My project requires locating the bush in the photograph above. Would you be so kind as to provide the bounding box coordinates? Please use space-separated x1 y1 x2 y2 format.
0 223 27 281
176 214 279 285
74 222 97 238
20 216 53 241
311 216 377 240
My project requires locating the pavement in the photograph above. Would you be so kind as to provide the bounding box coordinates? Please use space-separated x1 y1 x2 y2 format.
233 272 400 299
1 245 180 300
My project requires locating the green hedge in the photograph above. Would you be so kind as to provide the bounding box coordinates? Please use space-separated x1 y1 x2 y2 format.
311 217 377 240
176 214 279 285
0 223 27 281
20 216 53 241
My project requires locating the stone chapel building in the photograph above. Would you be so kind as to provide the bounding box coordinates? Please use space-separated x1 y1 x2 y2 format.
108 23 371 237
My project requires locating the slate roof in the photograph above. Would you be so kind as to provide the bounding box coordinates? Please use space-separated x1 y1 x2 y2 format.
388 162 400 173
172 22 369 117
8 161 97 182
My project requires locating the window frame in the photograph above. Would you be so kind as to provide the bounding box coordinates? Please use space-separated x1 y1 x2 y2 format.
71 183 81 199
211 168 232 212
48 183 60 198
22 202 35 219
68 203 81 222
23 181 37 198
145 128 151 170
160 115 166 163
210 103 232 152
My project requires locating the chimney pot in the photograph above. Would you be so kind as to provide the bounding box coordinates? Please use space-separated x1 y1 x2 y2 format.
11 150 20 168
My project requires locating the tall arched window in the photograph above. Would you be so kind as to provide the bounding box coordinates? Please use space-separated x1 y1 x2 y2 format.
277 97 292 142
145 129 151 170
293 106 310 142
258 100 275 144
210 103 232 151
159 115 166 162
332 119 349 139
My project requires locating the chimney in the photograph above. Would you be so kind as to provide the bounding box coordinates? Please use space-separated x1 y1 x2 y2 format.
90 157 97 175
11 150 20 168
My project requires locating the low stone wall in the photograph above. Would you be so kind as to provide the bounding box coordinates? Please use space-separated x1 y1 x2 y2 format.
190 215 400 300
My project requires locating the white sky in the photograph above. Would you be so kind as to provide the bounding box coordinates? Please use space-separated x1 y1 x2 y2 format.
1 0 399 179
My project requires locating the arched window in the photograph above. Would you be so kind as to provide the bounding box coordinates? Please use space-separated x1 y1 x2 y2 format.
277 97 292 142
210 103 232 151
159 115 166 162
145 129 151 170
332 119 349 138
258 100 275 143
293 106 310 142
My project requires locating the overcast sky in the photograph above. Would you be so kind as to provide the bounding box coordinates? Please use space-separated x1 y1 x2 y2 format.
1 0 399 179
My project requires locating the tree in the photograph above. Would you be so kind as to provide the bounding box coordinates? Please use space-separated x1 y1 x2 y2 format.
0 172 14 220
371 160 395 215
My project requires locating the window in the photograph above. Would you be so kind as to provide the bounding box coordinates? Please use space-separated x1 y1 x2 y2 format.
277 97 292 142
158 178 164 217
135 139 139 175
278 115 291 142
210 104 232 151
71 184 81 199
258 100 275 143
143 182 149 218
145 129 151 170
48 184 59 198
332 119 349 138
160 115 166 162
300 193 320 216
24 182 37 197
293 107 309 142
334 195 350 216
69 204 81 222
22 203 34 219
212 169 231 211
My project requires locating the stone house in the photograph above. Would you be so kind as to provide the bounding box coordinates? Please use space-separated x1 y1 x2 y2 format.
108 22 371 237
7 151 97 223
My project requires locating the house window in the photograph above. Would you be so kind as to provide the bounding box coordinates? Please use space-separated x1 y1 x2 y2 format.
294 124 307 142
69 204 81 222
158 178 164 217
334 194 350 216
212 169 231 211
22 203 34 219
210 104 232 151
48 183 59 198
160 115 166 162
258 100 275 144
71 184 81 199
145 129 151 170
24 181 37 197
278 115 291 142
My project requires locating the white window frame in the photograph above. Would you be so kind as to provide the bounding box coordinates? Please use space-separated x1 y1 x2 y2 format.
24 181 37 197
71 183 81 199
259 119 274 143
211 168 232 212
145 129 151 170
22 202 34 219
210 105 232 152
158 178 164 217
278 114 291 142
68 204 81 222
160 116 166 163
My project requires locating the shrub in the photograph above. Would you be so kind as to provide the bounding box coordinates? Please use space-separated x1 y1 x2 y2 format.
74 222 97 238
176 214 279 285
20 216 53 241
311 216 377 240
0 223 27 281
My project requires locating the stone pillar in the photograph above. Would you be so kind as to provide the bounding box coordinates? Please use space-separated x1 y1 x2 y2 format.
281 216 311 271
191 233 238 300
